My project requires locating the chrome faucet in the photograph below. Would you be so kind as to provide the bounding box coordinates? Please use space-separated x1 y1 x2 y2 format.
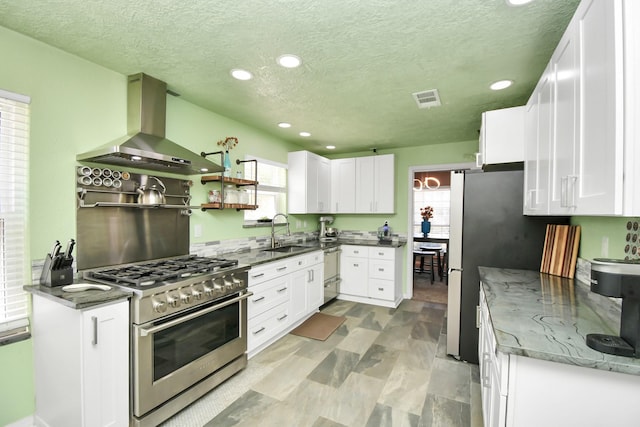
271 213 290 248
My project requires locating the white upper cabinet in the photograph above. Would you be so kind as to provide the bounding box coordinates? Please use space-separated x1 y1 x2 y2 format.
330 158 356 213
355 154 395 214
524 0 639 216
288 150 331 214
479 106 525 167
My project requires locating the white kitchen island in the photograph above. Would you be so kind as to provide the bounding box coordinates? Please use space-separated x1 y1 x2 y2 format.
478 267 640 427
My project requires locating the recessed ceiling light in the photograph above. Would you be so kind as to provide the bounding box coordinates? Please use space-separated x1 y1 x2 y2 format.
278 122 292 128
230 69 253 80
277 54 302 68
299 131 311 137
506 0 534 5
490 80 513 90
326 145 336 150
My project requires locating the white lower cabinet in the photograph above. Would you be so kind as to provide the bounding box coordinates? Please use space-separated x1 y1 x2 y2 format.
247 250 324 357
339 245 402 308
32 295 129 427
479 285 640 427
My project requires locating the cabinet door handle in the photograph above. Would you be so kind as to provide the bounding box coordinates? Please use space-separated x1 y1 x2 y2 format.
277 314 288 321
276 266 288 272
378 252 384 256
91 316 98 346
251 273 265 279
252 327 266 335
481 353 491 388
277 287 287 292
378 287 384 291
568 175 578 208
561 176 568 207
378 268 384 272
354 263 359 267
252 296 265 302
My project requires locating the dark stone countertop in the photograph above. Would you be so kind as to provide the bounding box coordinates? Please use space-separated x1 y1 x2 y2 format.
24 283 132 310
229 239 406 267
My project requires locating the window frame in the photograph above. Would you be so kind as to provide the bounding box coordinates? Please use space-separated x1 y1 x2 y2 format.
243 155 288 226
0 88 31 344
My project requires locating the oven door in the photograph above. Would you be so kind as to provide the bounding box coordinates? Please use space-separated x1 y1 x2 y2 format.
133 291 251 417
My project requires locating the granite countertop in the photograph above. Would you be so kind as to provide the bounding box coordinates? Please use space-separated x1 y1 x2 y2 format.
24 283 132 310
230 239 406 267
479 267 640 376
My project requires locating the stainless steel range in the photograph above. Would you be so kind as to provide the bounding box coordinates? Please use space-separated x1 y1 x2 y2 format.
83 255 252 427
76 170 251 427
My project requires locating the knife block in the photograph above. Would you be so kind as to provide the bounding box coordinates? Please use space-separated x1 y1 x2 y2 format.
39 254 74 287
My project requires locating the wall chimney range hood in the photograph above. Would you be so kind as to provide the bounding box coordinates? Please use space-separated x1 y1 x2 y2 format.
77 73 224 175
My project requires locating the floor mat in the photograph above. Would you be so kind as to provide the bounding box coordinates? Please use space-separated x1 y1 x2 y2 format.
290 312 346 341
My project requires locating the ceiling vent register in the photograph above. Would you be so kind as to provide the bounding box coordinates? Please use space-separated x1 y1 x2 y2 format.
412 89 441 109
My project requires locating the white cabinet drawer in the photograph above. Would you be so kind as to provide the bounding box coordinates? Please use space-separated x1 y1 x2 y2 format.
305 250 323 265
341 245 368 258
247 276 290 320
368 246 394 261
289 254 308 271
248 259 290 284
368 278 394 301
369 259 395 280
248 303 290 352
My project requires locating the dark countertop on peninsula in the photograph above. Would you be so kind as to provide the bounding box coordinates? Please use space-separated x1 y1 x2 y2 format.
24 283 132 310
479 267 640 376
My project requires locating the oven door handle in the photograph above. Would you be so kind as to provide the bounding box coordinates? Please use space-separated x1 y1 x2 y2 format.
138 291 254 337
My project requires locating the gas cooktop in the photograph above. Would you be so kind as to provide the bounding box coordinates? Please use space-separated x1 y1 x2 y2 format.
85 255 239 288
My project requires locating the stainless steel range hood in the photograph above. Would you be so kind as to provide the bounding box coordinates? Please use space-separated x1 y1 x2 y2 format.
77 73 224 175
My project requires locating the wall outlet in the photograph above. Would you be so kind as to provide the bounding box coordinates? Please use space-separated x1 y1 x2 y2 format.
303 220 307 227
194 224 202 238
601 236 609 257
296 220 302 228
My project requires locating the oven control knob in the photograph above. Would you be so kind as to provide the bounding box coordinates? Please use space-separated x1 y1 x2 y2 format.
202 282 214 296
166 293 180 308
192 289 203 301
180 291 192 305
152 298 167 313
223 277 233 289
231 275 242 288
213 278 224 291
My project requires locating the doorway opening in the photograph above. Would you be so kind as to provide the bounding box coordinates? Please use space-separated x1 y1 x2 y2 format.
406 162 473 304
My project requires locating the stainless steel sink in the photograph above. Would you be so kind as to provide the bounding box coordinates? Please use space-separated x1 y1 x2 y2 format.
262 245 306 253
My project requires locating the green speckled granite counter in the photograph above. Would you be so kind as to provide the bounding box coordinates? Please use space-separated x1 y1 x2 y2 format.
479 267 640 376
24 284 132 310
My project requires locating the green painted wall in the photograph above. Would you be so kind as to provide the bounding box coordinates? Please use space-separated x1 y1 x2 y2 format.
571 216 637 260
0 24 633 426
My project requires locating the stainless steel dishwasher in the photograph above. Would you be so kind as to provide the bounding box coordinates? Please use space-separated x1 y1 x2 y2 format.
323 246 341 304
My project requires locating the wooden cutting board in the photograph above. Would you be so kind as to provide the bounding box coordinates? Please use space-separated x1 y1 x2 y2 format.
540 224 581 278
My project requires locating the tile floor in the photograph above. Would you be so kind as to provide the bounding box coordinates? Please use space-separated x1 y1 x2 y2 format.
161 299 483 427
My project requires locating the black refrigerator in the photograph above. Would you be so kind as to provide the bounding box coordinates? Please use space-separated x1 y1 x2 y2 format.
446 168 569 364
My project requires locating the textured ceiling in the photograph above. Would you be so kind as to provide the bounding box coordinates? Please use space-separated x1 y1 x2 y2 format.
0 0 580 154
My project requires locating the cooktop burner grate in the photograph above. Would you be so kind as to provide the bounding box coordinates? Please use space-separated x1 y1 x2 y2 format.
87 255 239 287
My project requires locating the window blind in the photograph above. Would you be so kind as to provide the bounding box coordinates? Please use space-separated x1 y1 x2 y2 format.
0 89 30 343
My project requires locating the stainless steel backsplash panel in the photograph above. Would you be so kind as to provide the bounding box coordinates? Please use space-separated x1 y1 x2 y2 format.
76 170 192 270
